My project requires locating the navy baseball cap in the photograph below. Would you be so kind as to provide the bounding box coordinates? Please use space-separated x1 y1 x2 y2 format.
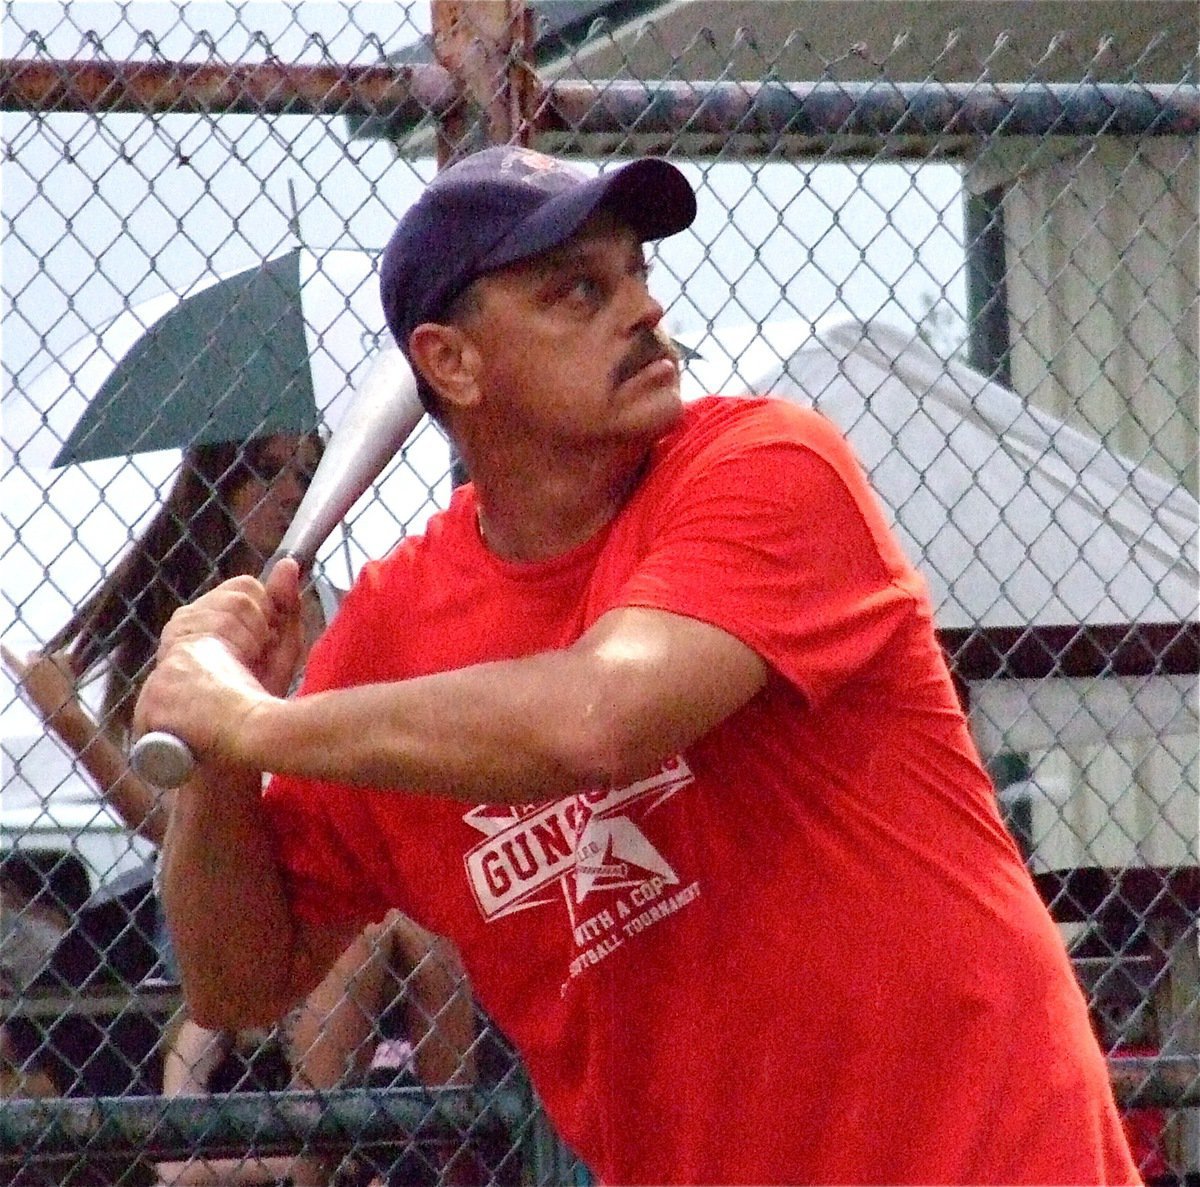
380 146 697 373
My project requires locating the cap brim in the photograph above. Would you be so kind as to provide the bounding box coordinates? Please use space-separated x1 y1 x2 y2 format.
479 157 696 275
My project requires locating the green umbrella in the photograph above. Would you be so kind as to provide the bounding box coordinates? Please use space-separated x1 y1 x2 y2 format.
33 248 387 466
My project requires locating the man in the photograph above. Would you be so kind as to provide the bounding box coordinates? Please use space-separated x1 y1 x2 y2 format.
136 146 1138 1185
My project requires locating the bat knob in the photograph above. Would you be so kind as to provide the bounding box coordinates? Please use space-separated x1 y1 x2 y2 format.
131 731 196 788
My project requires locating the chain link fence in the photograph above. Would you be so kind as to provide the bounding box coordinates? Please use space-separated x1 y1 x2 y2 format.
1 2 1197 1184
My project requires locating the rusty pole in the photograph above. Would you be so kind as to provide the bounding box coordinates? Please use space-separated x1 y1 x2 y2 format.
430 0 538 167
0 58 454 120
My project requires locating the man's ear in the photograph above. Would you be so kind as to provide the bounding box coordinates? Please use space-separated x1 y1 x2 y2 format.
407 323 482 412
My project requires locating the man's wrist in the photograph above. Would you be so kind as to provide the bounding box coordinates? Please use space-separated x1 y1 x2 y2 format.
231 692 285 773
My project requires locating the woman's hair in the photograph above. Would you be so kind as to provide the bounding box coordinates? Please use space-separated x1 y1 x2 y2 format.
46 433 321 739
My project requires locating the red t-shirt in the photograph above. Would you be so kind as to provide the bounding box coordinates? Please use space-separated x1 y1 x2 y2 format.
264 396 1138 1185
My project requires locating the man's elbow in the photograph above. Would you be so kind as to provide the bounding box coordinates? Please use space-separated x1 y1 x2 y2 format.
182 974 297 1032
551 709 671 790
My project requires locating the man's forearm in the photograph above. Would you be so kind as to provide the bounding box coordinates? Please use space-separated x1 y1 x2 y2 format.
139 606 763 805
159 764 303 1028
237 651 615 804
233 608 764 804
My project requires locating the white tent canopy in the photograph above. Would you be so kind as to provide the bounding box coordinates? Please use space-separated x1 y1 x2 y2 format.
2 699 157 889
722 319 1197 632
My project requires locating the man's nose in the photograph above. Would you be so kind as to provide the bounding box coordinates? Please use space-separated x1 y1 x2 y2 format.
622 273 665 333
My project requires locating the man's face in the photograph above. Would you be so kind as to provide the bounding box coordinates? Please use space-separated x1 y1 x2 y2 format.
455 213 683 446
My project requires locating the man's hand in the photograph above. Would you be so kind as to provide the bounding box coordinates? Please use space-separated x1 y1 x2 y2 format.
133 559 306 767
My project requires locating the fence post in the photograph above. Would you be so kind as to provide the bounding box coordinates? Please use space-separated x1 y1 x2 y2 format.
430 0 538 165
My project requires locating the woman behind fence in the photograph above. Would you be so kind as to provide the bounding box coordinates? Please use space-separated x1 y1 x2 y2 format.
3 433 477 1187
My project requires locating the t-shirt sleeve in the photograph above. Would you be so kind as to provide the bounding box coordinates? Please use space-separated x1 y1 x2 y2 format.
618 401 924 708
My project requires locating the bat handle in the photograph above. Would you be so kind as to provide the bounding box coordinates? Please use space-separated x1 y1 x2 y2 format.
130 550 303 789
260 547 306 582
130 730 195 789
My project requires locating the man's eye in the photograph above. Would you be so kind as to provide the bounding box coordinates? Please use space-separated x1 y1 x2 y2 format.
562 274 602 305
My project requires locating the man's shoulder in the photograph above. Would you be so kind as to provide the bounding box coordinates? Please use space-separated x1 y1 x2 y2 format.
665 393 845 462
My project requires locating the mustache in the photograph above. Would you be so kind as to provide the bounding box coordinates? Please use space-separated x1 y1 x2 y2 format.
611 329 679 389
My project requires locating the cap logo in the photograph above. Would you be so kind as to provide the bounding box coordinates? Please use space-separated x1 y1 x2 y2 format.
498 147 582 192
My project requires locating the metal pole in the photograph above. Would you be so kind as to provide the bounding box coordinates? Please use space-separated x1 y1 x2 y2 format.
0 58 455 119
0 1085 525 1168
5 63 1193 142
430 0 537 166
428 0 538 487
